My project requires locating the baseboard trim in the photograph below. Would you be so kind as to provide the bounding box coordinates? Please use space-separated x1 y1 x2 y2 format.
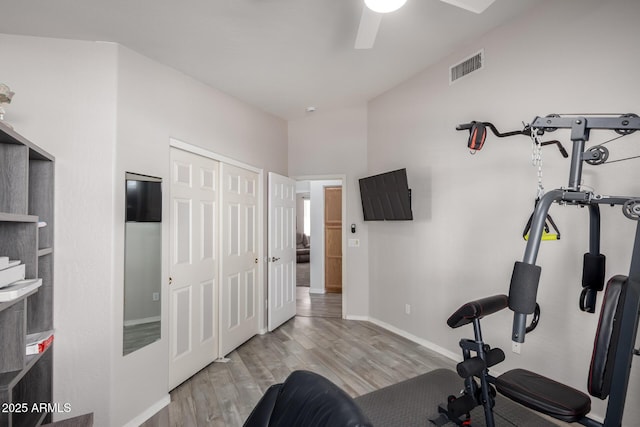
123 316 161 327
123 394 171 427
366 317 461 364
344 314 369 321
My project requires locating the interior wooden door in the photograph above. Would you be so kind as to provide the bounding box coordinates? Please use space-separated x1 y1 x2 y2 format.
219 163 259 357
168 148 219 390
324 186 342 293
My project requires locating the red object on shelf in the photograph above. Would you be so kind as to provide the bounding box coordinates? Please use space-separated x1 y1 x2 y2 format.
26 332 54 355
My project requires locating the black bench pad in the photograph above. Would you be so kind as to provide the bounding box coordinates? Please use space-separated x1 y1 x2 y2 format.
447 294 508 328
496 368 591 423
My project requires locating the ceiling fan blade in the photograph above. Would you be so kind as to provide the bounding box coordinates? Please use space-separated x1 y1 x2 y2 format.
440 0 496 14
354 7 383 49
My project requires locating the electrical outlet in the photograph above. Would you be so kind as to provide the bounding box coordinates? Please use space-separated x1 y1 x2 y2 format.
405 304 411 315
152 292 160 301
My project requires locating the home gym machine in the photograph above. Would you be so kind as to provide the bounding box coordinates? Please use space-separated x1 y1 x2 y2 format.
433 114 640 427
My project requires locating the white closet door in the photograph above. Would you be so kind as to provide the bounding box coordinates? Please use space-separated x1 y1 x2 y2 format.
168 148 219 389
267 172 297 331
219 163 260 357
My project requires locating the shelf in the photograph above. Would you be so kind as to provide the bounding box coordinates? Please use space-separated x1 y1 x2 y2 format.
0 344 50 392
0 119 54 427
0 222 38 280
10 347 53 427
0 122 54 162
0 300 25 373
0 288 37 314
37 248 53 257
0 279 42 303
0 213 38 223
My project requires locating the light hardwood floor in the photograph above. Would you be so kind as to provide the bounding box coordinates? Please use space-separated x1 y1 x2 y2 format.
141 316 456 427
296 286 342 318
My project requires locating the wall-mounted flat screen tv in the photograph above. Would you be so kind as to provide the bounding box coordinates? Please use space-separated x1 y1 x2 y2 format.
359 168 413 221
126 173 162 223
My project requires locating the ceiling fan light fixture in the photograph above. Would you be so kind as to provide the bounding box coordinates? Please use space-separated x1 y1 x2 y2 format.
364 0 407 14
439 0 496 14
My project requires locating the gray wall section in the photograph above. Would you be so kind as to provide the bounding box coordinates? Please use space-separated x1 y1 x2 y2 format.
1 34 288 426
366 0 640 423
288 105 370 316
124 222 161 323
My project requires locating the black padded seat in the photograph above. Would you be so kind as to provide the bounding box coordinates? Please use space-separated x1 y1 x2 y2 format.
496 368 591 423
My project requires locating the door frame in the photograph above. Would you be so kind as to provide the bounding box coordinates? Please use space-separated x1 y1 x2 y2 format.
293 174 347 318
169 138 266 337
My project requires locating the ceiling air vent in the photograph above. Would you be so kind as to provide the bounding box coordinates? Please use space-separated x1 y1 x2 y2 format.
449 49 484 84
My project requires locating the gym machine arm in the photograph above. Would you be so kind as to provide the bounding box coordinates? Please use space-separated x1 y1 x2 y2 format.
453 113 640 427
456 120 569 157
509 114 640 345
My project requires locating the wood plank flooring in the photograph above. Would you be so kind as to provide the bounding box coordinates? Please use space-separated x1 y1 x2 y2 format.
141 316 456 427
123 321 161 356
296 287 342 318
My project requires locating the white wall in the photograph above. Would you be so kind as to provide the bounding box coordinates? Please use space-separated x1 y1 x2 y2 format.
288 106 369 316
1 33 288 426
124 223 161 323
1 34 118 425
366 0 640 423
113 45 287 426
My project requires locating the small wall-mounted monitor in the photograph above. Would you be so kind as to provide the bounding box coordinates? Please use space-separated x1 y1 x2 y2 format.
126 173 162 223
359 168 413 221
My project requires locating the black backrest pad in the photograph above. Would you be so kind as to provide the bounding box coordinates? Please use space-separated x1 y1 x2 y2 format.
588 275 627 399
447 294 508 329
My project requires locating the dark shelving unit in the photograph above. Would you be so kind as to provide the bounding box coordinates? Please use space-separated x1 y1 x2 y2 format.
0 122 54 427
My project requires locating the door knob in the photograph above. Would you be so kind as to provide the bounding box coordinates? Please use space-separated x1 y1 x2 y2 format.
271 257 280 262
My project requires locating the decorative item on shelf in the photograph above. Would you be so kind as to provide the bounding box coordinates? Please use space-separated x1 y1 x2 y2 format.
0 83 15 129
0 261 25 289
26 331 54 355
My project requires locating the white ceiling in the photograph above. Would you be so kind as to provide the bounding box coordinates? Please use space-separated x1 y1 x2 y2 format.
0 0 538 120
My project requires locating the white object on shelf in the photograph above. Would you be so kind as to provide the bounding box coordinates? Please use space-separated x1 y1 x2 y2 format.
26 330 54 355
0 278 42 302
0 258 19 271
0 263 25 288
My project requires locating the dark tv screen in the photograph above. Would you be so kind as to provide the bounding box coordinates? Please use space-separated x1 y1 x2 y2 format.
126 177 162 222
359 168 412 221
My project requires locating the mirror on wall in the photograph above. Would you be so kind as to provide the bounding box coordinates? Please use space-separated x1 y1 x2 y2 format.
123 172 162 356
